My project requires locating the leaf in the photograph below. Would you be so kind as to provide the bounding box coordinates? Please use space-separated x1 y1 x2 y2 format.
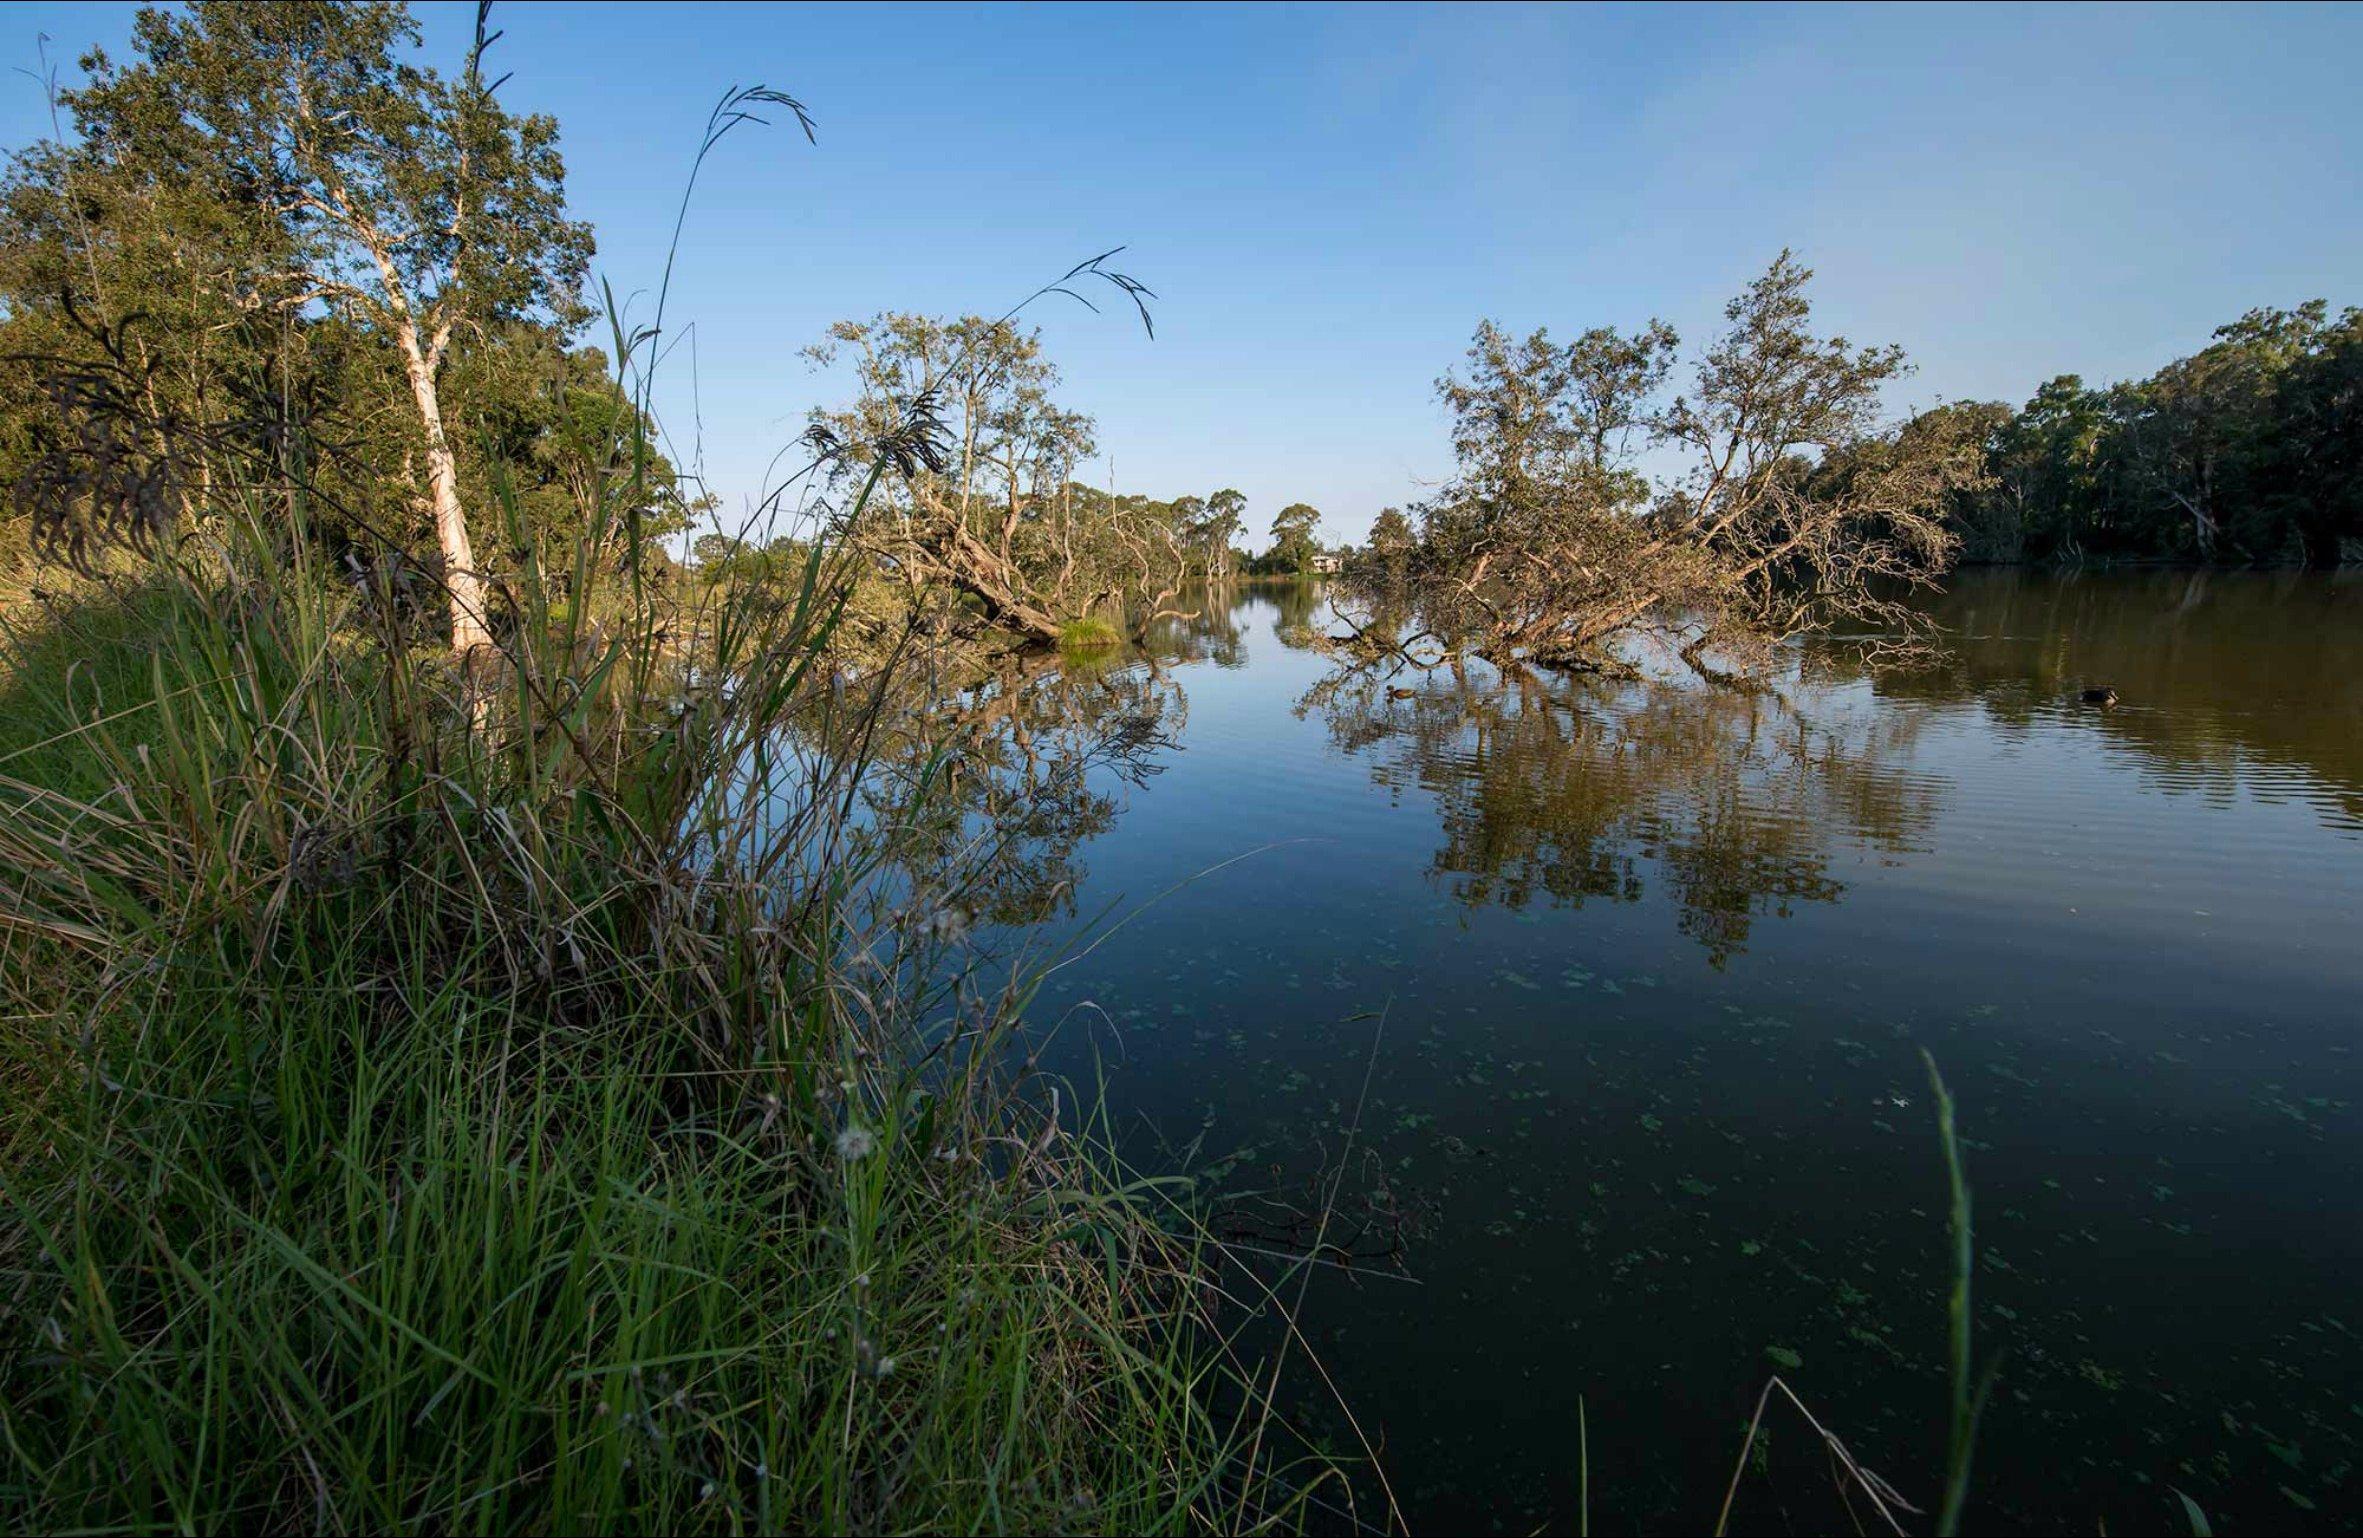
1764 1345 1803 1370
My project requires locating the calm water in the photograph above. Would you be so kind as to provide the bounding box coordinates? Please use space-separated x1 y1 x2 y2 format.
988 570 2363 1534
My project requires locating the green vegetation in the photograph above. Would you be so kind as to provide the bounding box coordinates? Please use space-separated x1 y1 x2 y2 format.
10 5 2335 1533
0 518 1313 1531
0 6 1311 653
0 2 680 645
1935 302 2362 565
1249 502 1325 576
1058 616 1123 651
1335 254 1983 680
0 4 1328 1530
1331 287 2359 677
798 311 1291 645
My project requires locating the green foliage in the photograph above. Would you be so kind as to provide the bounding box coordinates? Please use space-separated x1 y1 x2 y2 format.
1202 487 1249 578
800 314 1282 642
0 498 1317 1535
0 20 1330 1515
74 2 590 330
1265 502 1322 574
0 0 686 633
1058 616 1122 651
1356 252 1976 677
1351 505 1416 589
1947 302 2363 565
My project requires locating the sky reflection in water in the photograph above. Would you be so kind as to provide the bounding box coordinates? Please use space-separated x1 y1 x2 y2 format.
964 570 2362 1535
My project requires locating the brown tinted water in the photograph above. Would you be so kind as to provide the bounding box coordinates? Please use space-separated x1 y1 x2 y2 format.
993 569 2362 1534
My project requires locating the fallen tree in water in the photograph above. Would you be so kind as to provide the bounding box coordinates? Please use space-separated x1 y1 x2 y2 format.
799 305 1219 648
1337 253 1991 683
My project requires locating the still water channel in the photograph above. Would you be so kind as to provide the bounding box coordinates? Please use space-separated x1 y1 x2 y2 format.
979 569 2361 1534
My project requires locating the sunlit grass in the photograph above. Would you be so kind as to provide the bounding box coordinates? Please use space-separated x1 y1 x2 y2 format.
0 472 1327 1531
1058 616 1123 652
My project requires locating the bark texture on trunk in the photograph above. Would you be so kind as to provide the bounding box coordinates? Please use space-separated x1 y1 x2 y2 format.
937 513 1064 643
401 340 493 655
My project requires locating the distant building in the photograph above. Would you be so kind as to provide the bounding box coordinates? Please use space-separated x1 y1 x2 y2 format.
1308 552 1344 575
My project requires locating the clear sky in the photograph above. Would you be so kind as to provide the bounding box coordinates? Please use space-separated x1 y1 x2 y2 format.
4 2 2358 547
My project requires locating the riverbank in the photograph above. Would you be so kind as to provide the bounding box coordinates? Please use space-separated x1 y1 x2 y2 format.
0 539 1326 1532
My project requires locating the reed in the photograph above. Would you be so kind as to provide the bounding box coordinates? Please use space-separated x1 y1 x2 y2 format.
0 355 1327 1532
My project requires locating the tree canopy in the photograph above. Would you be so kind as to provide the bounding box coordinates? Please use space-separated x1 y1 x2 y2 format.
0 0 684 647
1343 253 1983 681
1938 302 2363 566
1263 503 1322 573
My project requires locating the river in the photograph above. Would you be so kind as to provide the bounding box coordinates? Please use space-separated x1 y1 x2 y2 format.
974 568 2362 1534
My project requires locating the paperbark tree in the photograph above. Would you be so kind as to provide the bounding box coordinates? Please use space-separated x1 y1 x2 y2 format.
1355 254 1983 682
59 1 593 652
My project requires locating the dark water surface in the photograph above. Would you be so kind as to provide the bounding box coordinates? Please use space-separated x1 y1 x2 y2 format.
1000 570 2363 1534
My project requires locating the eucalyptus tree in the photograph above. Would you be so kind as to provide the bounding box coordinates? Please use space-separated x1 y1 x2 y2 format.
2269 305 2363 565
2110 302 2331 561
449 332 695 581
1266 502 1322 574
1355 505 1417 592
31 1 592 651
805 313 1086 641
1935 300 2363 566
1199 487 1247 579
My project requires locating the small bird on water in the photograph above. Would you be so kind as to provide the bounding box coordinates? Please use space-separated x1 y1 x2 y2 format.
2079 686 2119 706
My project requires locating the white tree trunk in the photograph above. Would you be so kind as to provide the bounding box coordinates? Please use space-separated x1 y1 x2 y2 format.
399 336 492 655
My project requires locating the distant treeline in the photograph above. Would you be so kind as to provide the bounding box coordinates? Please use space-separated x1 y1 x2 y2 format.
1931 301 2361 566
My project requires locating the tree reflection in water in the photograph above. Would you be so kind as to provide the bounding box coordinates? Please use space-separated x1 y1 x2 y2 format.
867 582 1951 969
1296 657 1942 964
866 646 1186 929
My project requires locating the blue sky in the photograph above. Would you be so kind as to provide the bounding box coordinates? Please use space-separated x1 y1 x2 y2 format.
4 2 2358 547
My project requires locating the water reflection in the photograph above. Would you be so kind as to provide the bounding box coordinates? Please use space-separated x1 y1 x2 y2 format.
1296 662 1942 964
946 574 2363 1534
1854 567 2363 832
871 649 1186 925
1140 587 1251 668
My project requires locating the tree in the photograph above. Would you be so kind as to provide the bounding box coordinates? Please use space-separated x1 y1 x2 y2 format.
2267 306 2363 565
1354 504 1417 592
806 312 1210 644
1367 506 1414 554
1931 301 2363 567
1977 377 2110 559
805 312 1090 641
451 332 694 579
1267 502 1321 573
1200 487 1247 579
1348 253 1981 680
54 1 593 651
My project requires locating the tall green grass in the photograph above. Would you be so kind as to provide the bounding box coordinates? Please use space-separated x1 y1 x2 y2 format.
0 449 1327 1530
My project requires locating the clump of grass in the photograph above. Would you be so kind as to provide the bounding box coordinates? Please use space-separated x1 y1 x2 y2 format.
1058 616 1122 652
0 427 1326 1529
